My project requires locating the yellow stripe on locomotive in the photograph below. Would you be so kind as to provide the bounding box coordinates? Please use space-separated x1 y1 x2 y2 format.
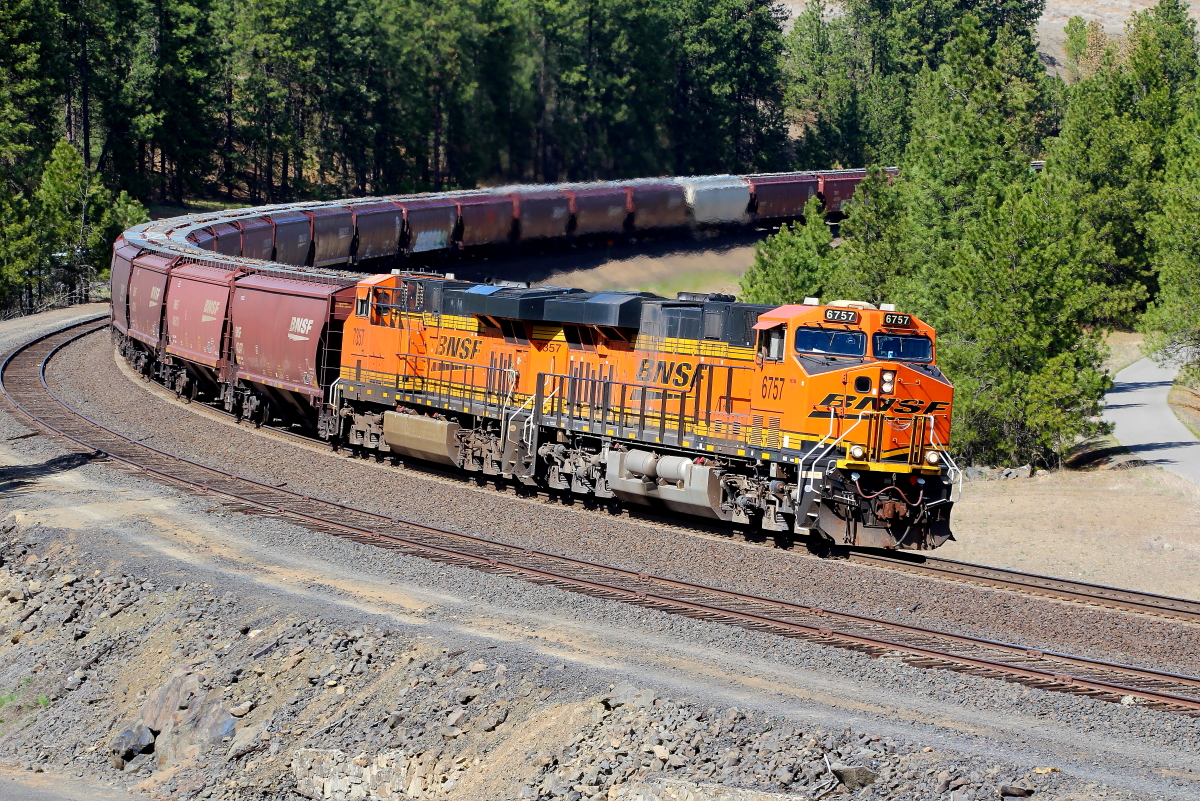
331 277 958 550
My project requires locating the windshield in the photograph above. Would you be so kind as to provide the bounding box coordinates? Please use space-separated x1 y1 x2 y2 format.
873 333 933 362
795 327 866 357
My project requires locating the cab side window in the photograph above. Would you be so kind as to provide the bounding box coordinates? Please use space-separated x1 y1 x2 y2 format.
758 326 785 361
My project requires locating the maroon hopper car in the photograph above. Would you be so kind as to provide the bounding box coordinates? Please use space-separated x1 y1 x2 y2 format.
164 264 241 375
127 253 176 347
110 238 142 335
400 197 459 254
511 189 571 240
309 206 355 268
351 202 404 262
209 222 242 257
186 228 216 251
271 211 313 266
629 182 688 230
568 185 631 236
819 169 869 213
238 217 275 261
456 194 515 247
746 173 820 220
229 274 356 417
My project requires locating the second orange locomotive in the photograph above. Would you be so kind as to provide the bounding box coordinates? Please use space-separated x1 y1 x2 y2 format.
330 274 959 549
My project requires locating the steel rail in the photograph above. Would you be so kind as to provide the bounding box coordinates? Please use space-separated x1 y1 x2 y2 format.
844 549 1200 622
6 318 1200 716
107 325 1200 627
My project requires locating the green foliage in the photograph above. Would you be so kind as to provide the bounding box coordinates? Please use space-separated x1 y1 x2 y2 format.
1048 0 1200 313
1 140 148 310
739 197 835 306
36 695 48 708
1144 96 1200 383
784 0 1052 167
939 177 1133 465
1064 16 1088 66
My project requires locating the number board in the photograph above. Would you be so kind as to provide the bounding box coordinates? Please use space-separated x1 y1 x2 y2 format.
824 308 858 324
883 313 913 327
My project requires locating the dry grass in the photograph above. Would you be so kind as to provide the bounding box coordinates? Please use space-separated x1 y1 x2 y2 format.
939 466 1200 598
1103 330 1145 375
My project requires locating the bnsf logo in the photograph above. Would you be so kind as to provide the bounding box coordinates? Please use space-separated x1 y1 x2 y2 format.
289 317 315 335
203 299 220 315
636 358 695 387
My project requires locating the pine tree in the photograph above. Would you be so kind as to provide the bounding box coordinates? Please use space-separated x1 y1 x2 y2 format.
739 197 836 306
1144 97 1200 383
939 176 1133 465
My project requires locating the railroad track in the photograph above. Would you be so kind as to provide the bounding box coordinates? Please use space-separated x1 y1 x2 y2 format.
845 550 1200 623
102 328 1200 626
7 317 1200 717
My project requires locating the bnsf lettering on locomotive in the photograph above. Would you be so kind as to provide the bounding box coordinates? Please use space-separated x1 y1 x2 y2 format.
289 317 315 335
436 336 482 360
814 393 947 414
636 358 694 387
203 299 220 315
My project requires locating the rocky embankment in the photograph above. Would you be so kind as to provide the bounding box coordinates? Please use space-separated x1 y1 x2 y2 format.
0 516 1074 801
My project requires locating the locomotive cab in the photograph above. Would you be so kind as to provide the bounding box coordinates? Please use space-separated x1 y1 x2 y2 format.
751 300 957 549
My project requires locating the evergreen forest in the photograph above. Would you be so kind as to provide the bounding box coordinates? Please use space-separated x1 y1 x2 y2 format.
4 0 1200 464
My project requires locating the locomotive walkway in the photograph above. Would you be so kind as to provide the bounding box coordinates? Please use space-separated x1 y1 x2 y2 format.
1104 358 1200 486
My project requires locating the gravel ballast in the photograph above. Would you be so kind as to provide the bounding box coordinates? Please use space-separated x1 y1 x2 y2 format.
45 328 1200 678
0 311 1196 799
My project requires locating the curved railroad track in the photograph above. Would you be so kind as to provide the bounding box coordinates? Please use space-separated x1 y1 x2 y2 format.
7 317 1200 717
110 335 1200 626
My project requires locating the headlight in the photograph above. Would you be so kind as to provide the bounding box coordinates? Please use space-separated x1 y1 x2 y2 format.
881 370 895 394
882 370 895 382
881 381 894 394
925 451 940 465
849 445 866 461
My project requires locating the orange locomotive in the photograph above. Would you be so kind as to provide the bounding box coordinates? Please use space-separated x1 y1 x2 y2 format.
325 273 959 550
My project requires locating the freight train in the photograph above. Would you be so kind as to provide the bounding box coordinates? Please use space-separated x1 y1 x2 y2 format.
174 170 888 268
109 171 959 550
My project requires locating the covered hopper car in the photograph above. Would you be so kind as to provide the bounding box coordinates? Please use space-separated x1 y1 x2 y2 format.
175 169 876 271
110 245 960 551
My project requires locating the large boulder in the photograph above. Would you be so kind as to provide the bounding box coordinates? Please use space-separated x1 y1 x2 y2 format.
109 721 154 769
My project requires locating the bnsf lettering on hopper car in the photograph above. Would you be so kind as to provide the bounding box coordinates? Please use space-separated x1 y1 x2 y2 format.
289 316 315 336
